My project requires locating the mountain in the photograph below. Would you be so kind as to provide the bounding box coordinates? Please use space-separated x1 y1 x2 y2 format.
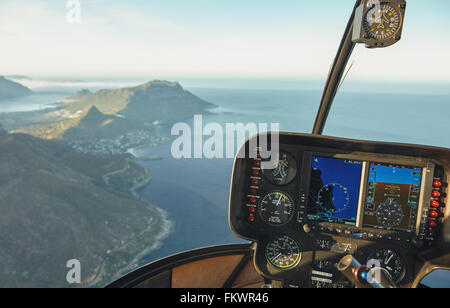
0 129 168 287
61 89 92 103
13 106 154 142
63 105 154 142
64 80 216 123
0 76 32 100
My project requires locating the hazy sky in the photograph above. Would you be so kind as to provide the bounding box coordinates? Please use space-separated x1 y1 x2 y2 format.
1 0 450 82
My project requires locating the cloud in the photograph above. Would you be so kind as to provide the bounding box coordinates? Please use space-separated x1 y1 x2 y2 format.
0 0 449 82
0 1 336 78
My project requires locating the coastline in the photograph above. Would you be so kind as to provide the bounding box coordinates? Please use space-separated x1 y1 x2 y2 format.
110 207 174 283
88 153 175 287
129 162 152 198
113 156 176 279
129 161 176 259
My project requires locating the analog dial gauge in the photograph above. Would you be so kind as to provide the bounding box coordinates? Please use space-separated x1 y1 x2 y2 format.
262 151 297 185
266 236 302 270
367 249 406 283
364 2 402 41
258 191 294 226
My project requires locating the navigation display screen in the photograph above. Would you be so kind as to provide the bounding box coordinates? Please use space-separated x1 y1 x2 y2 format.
363 163 423 233
308 156 363 225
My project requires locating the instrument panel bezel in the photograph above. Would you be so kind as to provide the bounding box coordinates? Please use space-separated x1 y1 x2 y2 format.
229 134 439 242
228 132 449 287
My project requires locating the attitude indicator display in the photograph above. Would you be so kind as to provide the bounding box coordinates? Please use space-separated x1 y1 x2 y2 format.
363 163 422 232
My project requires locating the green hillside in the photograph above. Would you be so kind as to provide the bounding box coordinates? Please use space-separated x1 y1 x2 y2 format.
0 127 168 287
64 80 216 123
13 106 154 142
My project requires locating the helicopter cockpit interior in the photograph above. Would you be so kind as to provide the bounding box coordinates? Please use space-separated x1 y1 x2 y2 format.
108 0 450 289
227 132 449 288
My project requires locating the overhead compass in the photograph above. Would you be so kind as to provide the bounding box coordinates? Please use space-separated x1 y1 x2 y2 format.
364 2 402 41
353 0 406 48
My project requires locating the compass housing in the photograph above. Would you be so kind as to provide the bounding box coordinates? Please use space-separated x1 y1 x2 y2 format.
352 0 407 48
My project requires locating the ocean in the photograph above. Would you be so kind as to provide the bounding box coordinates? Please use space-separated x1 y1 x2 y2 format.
1 80 449 287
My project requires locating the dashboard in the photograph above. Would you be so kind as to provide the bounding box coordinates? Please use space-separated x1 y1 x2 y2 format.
229 132 449 288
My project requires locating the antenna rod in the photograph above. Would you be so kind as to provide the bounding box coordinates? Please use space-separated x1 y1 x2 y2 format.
312 0 362 135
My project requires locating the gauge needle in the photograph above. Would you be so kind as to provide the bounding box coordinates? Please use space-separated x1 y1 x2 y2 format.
382 10 390 24
272 253 282 263
377 11 385 28
384 254 394 265
276 196 283 207
378 10 389 29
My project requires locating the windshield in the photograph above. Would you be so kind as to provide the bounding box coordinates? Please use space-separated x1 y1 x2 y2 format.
0 0 448 288
324 0 450 148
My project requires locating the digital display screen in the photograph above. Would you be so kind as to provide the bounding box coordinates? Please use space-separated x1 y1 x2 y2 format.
308 156 363 225
363 163 423 233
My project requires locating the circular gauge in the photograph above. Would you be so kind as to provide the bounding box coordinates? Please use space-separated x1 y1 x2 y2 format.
376 198 404 227
258 191 294 226
266 236 301 270
367 249 406 283
316 183 350 218
364 2 402 41
262 151 297 186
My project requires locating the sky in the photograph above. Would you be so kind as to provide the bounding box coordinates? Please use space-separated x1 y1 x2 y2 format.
1 0 450 83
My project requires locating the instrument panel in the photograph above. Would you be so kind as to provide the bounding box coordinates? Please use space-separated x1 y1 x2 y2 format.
229 133 449 288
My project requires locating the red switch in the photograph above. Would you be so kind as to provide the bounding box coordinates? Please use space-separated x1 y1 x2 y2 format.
428 220 438 228
431 200 440 208
432 190 441 198
429 210 439 218
433 180 442 188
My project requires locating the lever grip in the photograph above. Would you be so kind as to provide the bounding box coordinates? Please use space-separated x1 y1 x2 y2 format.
337 255 397 288
366 267 397 289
